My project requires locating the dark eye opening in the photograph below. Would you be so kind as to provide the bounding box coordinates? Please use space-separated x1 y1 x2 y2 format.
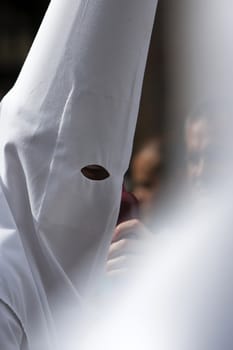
81 165 110 181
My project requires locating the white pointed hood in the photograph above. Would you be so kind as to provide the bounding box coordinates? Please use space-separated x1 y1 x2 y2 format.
0 0 157 307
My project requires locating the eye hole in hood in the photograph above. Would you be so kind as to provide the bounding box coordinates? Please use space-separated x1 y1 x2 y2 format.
81 165 110 181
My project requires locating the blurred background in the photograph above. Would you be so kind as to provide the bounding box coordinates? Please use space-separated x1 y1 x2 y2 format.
0 1 49 98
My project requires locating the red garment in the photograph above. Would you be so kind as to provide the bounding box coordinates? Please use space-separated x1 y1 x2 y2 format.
117 187 139 225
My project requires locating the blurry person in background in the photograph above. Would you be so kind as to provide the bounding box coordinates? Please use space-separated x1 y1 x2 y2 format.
185 111 212 193
106 137 166 281
129 137 164 219
185 101 232 197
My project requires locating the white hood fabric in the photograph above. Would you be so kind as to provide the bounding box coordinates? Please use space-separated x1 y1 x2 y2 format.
0 0 157 349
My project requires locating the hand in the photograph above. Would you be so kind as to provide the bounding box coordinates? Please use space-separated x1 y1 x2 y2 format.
106 219 152 278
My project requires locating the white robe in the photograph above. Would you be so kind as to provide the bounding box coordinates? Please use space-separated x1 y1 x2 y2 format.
0 0 157 348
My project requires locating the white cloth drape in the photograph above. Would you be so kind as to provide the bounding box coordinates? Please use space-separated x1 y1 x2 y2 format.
0 0 157 348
